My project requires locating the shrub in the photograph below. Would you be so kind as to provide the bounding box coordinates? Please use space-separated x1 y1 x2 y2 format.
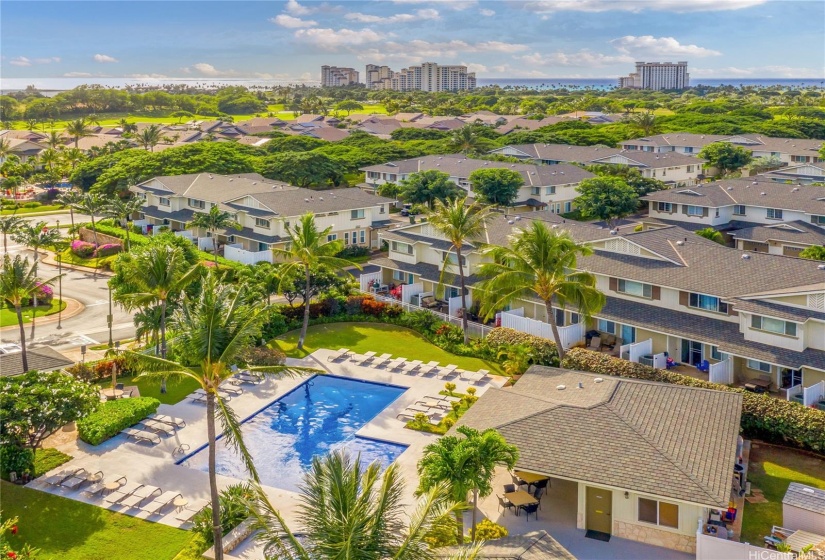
192 483 254 546
35 282 53 303
65 362 95 382
561 347 825 453
239 345 286 366
485 328 558 366
44 188 60 201
93 242 122 258
93 356 128 379
22 201 41 209
77 397 160 445
70 240 96 258
261 310 290 339
0 446 34 480
336 245 370 259
361 297 387 317
475 519 509 541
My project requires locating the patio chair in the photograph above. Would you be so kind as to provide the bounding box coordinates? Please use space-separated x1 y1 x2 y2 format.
359 351 378 365
140 419 175 437
115 383 125 391
122 427 162 445
150 414 186 428
601 334 617 350
588 337 601 351
404 360 424 374
142 491 183 515
388 358 407 371
84 475 127 497
61 470 103 490
503 484 516 494
696 360 710 373
328 348 351 362
43 467 85 486
189 391 207 403
175 498 209 524
437 364 458 378
418 361 439 376
372 353 392 368
396 407 442 423
120 484 162 509
104 482 144 505
232 371 264 385
520 503 539 521
512 472 527 488
498 495 515 516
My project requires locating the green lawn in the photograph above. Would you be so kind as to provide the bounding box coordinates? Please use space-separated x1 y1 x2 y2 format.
56 247 117 269
0 300 66 328
1 481 193 560
741 444 825 544
94 374 201 406
272 322 505 375
0 205 66 215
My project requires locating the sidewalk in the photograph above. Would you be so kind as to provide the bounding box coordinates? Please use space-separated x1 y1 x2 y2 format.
0 297 84 331
39 250 113 276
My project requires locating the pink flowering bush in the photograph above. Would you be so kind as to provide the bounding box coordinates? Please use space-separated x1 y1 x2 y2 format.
92 243 122 258
35 283 53 303
70 240 96 258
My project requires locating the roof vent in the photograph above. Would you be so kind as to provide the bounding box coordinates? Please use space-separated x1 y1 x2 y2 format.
742 254 751 260
319 196 324 201
761 192 766 196
515 216 521 221
676 240 684 246
727 186 733 190
304 198 309 202
792 187 799 192
818 264 825 270
229 178 233 182
208 174 213 179
560 171 564 174
556 385 566 390
577 382 584 389
508 220 514 225
610 229 617 235
594 377 604 383
252 182 257 185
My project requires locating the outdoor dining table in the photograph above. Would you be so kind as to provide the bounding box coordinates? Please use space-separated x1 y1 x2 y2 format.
173 496 189 512
504 490 539 508
103 481 122 493
100 388 123 400
514 470 549 485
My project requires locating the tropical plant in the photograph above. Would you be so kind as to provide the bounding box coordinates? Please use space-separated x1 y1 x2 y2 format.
449 125 488 154
574 176 639 230
427 198 494 344
627 111 659 135
11 221 61 337
44 130 64 149
137 124 163 151
468 168 523 208
249 449 470 560
377 182 402 200
400 170 464 210
103 195 144 251
475 221 606 361
696 227 725 245
273 213 354 350
418 426 518 543
0 138 13 160
186 205 242 264
65 118 93 148
75 192 107 246
0 215 24 254
698 142 753 176
57 189 85 238
496 344 533 376
123 272 316 558
0 255 60 372
800 245 825 261
61 147 85 170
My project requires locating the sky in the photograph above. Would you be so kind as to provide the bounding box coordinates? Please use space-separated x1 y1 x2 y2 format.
1 0 824 89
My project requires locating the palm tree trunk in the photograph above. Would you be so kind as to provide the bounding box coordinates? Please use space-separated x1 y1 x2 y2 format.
69 208 75 240
125 219 131 252
90 213 99 246
160 299 167 394
545 300 565 363
30 251 38 339
212 232 218 265
297 266 311 350
3 232 7 254
457 247 469 345
455 511 464 544
471 488 479 542
16 304 28 372
206 393 224 560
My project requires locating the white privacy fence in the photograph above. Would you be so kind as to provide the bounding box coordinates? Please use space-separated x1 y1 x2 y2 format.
223 244 272 265
401 283 424 304
499 311 585 349
786 384 803 401
695 521 793 560
359 271 382 292
709 356 734 385
448 294 471 317
174 230 193 241
619 338 653 363
366 291 493 339
652 353 668 369
197 237 214 251
803 380 825 406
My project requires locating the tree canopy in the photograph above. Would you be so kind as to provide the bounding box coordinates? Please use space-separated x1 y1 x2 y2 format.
574 176 639 229
400 170 464 209
698 142 754 176
468 168 524 207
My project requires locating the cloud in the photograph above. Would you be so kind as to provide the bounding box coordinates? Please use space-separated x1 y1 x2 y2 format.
294 27 386 50
126 73 169 79
355 39 528 64
479 8 495 16
182 63 241 77
462 61 488 74
517 50 634 67
270 14 317 28
9 56 61 66
10 56 31 67
609 36 721 57
692 65 822 78
93 54 118 63
34 57 61 64
518 0 767 12
285 0 312 16
391 0 476 7
345 8 439 24
63 72 93 78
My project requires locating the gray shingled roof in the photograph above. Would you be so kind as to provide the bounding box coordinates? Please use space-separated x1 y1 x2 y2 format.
784 483 825 515
246 188 393 217
455 367 742 508
435 531 576 560
725 298 825 322
730 221 825 246
134 173 292 200
140 206 195 223
368 257 479 286
0 347 73 377
493 143 622 163
621 133 823 158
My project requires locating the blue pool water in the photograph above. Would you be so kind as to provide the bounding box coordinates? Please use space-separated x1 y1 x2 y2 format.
180 375 408 491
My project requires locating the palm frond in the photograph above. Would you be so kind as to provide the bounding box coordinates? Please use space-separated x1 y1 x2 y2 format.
215 395 260 483
247 483 310 560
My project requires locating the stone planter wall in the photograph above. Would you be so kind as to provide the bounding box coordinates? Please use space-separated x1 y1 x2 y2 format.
614 520 696 554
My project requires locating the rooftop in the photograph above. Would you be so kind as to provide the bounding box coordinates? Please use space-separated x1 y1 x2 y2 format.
783 483 825 515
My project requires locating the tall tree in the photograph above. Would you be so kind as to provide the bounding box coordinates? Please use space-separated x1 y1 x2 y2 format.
450 125 490 154
57 189 85 238
44 131 65 150
137 124 163 152
0 255 60 372
427 198 494 344
61 147 85 170
698 142 753 176
12 221 61 338
103 195 144 251
249 450 467 560
0 215 24 254
334 100 364 116
124 272 315 559
627 111 659 136
574 176 639 230
476 221 606 361
75 192 106 246
400 170 464 210
65 118 93 148
800 245 825 261
418 426 519 543
273 213 353 350
186 205 242 265
696 227 725 245
468 168 523 208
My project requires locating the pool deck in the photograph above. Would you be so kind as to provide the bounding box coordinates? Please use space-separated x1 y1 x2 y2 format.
29 348 507 545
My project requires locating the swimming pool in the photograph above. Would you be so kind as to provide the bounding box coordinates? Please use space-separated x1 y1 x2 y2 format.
179 375 409 492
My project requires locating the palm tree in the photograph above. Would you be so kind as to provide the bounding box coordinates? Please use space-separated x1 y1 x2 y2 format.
44 131 65 150
475 221 606 362
0 255 60 373
427 198 494 344
39 148 60 172
250 450 467 559
118 118 137 136
12 221 61 338
186 205 242 265
0 138 12 160
103 195 144 251
418 426 518 543
137 124 163 151
57 189 85 237
123 272 315 558
0 215 24 254
133 304 162 351
449 125 485 154
75 192 106 245
61 147 85 170
65 118 93 148
272 213 354 350
628 111 658 136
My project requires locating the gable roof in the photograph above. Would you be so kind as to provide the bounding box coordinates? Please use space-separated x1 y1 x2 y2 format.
621 133 823 158
239 187 394 218
729 221 825 246
784 483 825 515
133 173 292 201
0 347 73 377
455 367 742 508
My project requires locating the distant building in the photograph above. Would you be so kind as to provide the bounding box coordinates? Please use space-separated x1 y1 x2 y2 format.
619 61 689 90
321 66 359 87
366 62 476 92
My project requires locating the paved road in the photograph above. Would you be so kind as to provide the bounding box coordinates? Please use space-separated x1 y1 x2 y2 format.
17 211 92 228
2 239 135 351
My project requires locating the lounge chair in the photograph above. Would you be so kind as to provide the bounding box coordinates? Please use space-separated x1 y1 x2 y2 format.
61 469 103 490
189 391 207 403
232 371 263 385
403 360 423 374
425 394 462 404
149 414 186 428
122 427 162 445
372 353 392 368
104 482 144 505
417 361 440 376
415 398 453 411
220 385 243 397
462 369 491 383
388 358 407 371
193 389 233 402
120 484 162 508
175 498 209 523
588 336 601 351
328 348 351 362
142 491 183 515
140 419 176 436
84 474 127 497
359 351 377 365
396 408 442 423
437 364 458 378
43 467 84 486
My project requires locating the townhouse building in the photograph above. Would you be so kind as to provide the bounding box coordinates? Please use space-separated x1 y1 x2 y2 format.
130 173 393 264
489 143 704 185
729 221 825 256
620 133 823 166
366 212 825 403
642 178 825 230
361 155 595 213
763 162 825 184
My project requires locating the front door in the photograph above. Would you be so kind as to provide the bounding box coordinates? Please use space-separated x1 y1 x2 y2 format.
586 486 613 534
681 339 702 365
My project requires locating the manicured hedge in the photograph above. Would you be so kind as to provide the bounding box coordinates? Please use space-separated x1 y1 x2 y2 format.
77 397 160 446
485 327 559 367
561 347 825 453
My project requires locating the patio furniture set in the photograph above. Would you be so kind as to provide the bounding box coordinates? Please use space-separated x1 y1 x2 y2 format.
497 471 550 521
120 413 187 446
328 348 492 383
42 467 208 522
395 394 463 424
99 383 136 401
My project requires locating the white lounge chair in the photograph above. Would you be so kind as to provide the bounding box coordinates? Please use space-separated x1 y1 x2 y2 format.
232 371 263 385
396 407 443 423
328 348 351 362
140 419 175 436
359 351 377 365
220 385 243 397
43 467 84 486
121 484 162 508
403 360 423 374
122 427 161 445
61 469 103 490
142 491 183 515
84 474 126 497
463 369 492 383
175 498 209 523
437 364 458 378
372 353 392 368
418 360 440 376
388 358 407 371
149 414 186 428
104 482 144 505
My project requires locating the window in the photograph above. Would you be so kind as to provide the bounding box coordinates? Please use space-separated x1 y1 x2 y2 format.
391 241 413 255
767 208 783 220
621 324 636 344
689 293 728 314
618 279 652 298
685 147 694 153
159 197 170 206
327 234 337 242
711 346 722 361
379 205 385 214
570 312 580 324
545 186 556 195
638 498 679 529
751 315 797 337
554 308 565 327
227 235 235 243
597 319 615 334
188 198 205 209
813 215 825 225
733 205 746 216
715 208 720 218
360 230 365 244
687 165 694 172
564 201 572 213
657 202 672 212
255 218 270 228
344 232 349 245
392 270 414 284
531 187 541 196
351 230 358 245
747 359 772 373
350 209 365 220
686 205 704 217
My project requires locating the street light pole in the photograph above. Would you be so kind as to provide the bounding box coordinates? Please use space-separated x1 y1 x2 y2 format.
56 220 63 330
107 282 113 348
